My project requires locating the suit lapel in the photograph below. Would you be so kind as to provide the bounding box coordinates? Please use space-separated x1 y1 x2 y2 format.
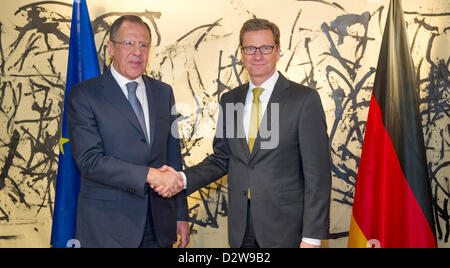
100 71 159 153
249 72 290 160
143 76 157 152
99 69 144 136
233 83 252 161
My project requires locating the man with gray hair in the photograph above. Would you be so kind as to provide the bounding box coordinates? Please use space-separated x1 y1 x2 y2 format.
68 15 189 248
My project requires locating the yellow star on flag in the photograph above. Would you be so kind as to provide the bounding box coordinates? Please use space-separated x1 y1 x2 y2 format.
60 137 70 155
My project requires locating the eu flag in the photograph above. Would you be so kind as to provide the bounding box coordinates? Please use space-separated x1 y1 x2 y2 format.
51 0 100 248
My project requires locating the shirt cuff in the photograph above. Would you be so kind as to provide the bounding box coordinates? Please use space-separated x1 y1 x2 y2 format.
179 171 187 190
302 237 321 247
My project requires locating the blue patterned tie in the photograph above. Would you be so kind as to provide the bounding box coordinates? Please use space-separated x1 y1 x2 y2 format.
126 82 149 143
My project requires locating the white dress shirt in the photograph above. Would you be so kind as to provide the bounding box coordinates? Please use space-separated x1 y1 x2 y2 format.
181 71 321 247
110 64 151 142
243 71 279 141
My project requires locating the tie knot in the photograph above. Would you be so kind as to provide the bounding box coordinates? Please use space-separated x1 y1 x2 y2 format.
252 87 264 102
126 81 139 94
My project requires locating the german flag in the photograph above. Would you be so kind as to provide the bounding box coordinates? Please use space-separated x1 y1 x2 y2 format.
348 0 437 248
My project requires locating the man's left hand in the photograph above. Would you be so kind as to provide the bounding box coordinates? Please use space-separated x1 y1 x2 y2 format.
176 221 190 248
300 241 320 248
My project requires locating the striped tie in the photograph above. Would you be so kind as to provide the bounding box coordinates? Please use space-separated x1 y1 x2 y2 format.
126 82 149 143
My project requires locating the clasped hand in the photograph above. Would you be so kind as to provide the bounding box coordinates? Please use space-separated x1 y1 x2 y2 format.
146 165 183 198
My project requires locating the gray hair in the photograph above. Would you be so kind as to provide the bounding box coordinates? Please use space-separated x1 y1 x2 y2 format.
109 15 151 42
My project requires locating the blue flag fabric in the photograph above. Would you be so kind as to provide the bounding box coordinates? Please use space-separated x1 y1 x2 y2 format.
51 0 100 248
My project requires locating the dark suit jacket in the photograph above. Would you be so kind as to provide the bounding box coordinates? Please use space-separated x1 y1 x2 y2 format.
184 72 331 248
67 69 188 248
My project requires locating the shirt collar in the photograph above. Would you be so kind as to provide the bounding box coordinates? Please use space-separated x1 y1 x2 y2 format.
247 71 279 101
110 63 144 89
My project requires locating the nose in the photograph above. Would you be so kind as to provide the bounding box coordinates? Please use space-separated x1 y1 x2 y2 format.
132 45 142 55
253 49 263 59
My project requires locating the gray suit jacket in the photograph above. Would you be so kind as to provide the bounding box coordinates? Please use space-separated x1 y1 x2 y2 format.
184 72 331 248
67 69 188 248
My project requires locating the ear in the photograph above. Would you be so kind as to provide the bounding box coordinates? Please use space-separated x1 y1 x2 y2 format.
107 41 115 57
276 45 281 61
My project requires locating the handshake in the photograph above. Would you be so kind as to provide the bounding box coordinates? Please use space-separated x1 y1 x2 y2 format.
146 165 184 198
